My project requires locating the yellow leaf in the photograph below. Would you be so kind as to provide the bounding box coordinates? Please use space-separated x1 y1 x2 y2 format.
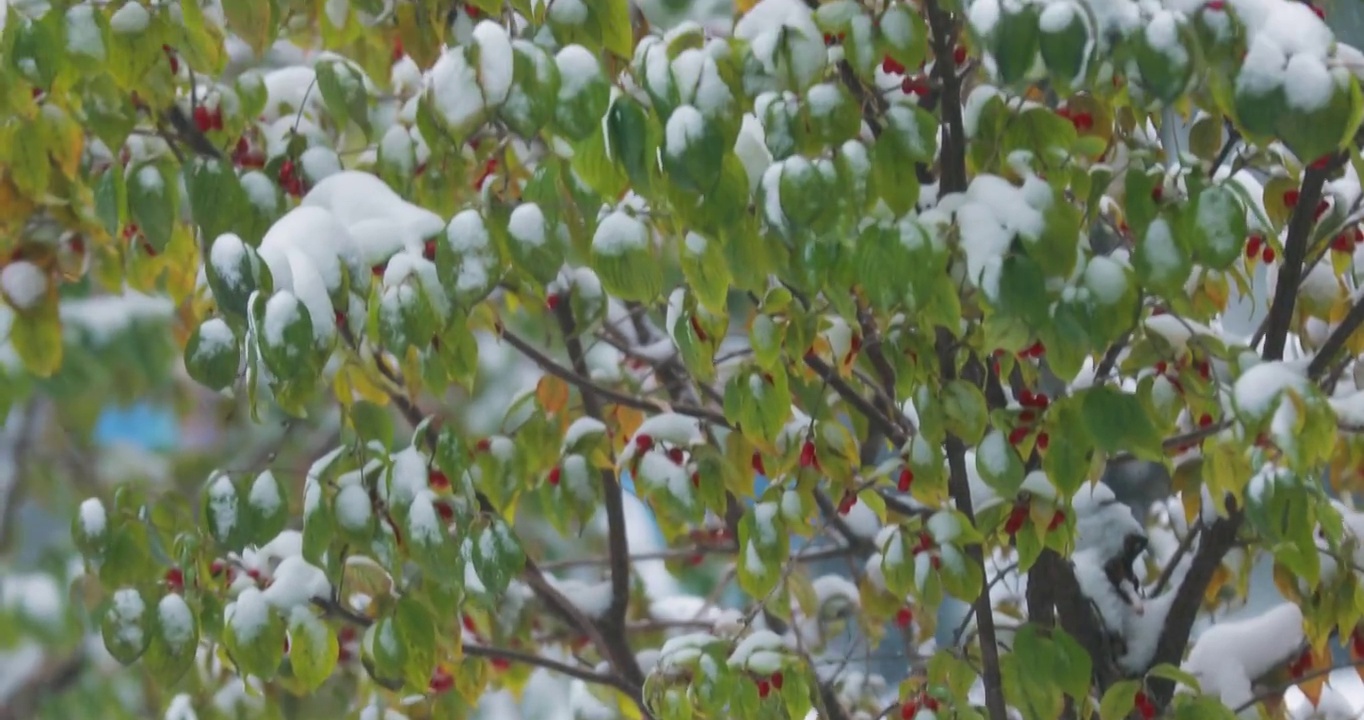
11 301 63 378
1299 644 1333 707
610 405 644 454
536 375 571 416
1203 563 1231 606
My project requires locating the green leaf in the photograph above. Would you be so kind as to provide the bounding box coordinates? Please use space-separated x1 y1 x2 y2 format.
595 0 634 59
1191 185 1248 270
942 380 989 445
128 163 175 253
361 616 407 689
1039 4 1090 86
975 430 1025 496
1147 663 1201 692
222 0 277 56
10 303 63 378
1099 680 1142 720
286 607 337 692
992 4 1041 86
470 517 526 597
185 318 240 391
256 290 318 384
350 400 395 449
395 596 437 690
224 589 286 680
244 470 288 545
1080 386 1164 461
316 59 373 138
407 493 460 586
204 472 244 549
1132 216 1191 295
185 158 249 246
144 594 199 684
501 41 561 137
553 47 610 142
590 211 663 302
101 588 153 664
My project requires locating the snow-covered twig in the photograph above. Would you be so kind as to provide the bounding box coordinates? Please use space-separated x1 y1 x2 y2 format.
1230 657 1364 715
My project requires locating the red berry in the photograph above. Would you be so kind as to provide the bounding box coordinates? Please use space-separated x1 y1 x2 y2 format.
392 38 405 63
1198 413 1213 427
1206 0 1225 10
1283 189 1300 208
475 438 492 452
838 493 856 515
1047 510 1065 531
953 44 967 65
490 657 511 671
930 555 941 569
1004 506 1028 535
1154 361 1168 375
546 293 561 310
1008 427 1030 445
770 671 784 690
1262 246 1276 263
897 468 914 492
901 76 929 95
1311 4 1325 19
462 614 478 634
429 469 450 490
165 567 184 592
635 434 654 452
1019 388 1035 406
210 109 224 131
436 502 455 521
1135 691 1156 720
667 447 685 465
1245 235 1264 258
423 238 437 261
1151 185 1164 203
882 55 906 75
895 607 913 628
1316 199 1330 220
1072 112 1094 133
371 263 386 278
429 668 454 694
901 701 919 720
688 553 704 566
1334 235 1353 253
799 440 818 468
691 472 700 487
757 679 771 699
279 159 295 182
752 451 766 475
210 559 227 577
1036 432 1050 451
1352 630 1364 658
193 106 212 133
547 466 561 486
1019 410 1036 423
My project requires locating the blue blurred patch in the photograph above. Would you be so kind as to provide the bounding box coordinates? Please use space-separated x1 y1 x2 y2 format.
93 403 179 450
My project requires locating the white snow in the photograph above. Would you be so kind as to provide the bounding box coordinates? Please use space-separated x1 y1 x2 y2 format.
1233 360 1308 419
65 5 106 60
226 587 271 643
158 594 196 648
957 175 1046 298
473 21 514 105
261 556 330 610
79 497 107 537
109 2 150 33
165 694 198 720
206 472 238 542
262 291 304 350
109 588 146 648
592 211 649 256
727 629 788 674
665 105 706 158
1283 53 1334 112
407 491 445 546
248 471 282 515
556 45 602 99
508 203 548 248
1 261 47 310
334 482 372 531
1182 602 1304 714
734 0 826 90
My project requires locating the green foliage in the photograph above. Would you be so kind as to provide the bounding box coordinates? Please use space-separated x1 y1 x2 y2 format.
4 1 1364 719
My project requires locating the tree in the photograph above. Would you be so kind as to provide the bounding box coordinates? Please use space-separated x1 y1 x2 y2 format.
6 0 1364 718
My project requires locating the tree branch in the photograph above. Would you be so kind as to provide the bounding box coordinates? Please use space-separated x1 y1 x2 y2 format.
1262 165 1333 362
499 326 730 427
550 301 645 690
803 354 909 445
1307 291 1364 380
311 596 637 696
